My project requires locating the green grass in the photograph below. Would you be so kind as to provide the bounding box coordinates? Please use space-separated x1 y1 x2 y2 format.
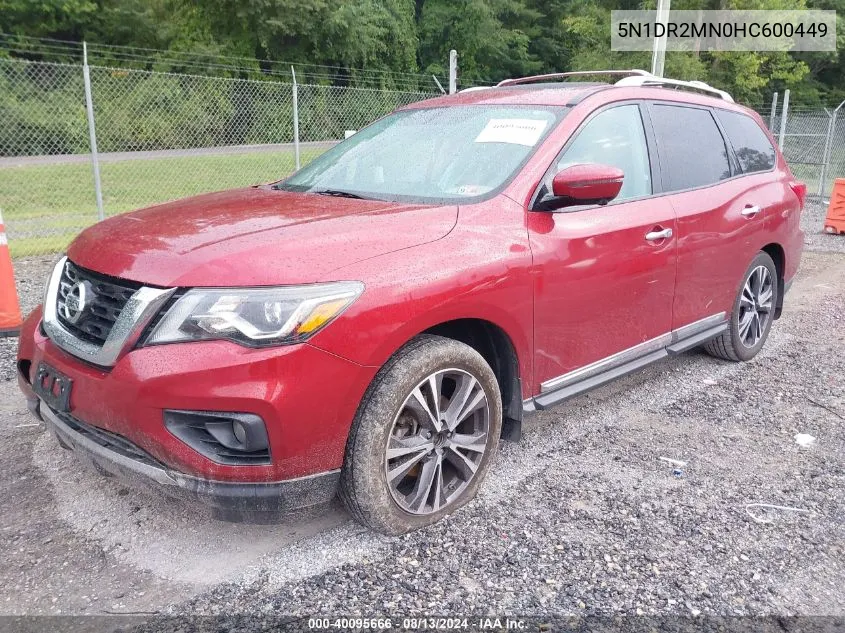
789 163 823 197
0 147 325 257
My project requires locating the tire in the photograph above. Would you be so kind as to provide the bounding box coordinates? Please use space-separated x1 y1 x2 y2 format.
339 334 502 535
704 251 778 362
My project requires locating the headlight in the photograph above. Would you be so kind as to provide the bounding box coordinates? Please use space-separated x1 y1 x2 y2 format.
145 281 363 347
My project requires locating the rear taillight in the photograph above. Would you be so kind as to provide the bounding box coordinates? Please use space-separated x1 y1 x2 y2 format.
790 181 807 209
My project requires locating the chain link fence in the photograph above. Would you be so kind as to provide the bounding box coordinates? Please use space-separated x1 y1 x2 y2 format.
818 107 845 199
4 56 845 259
0 57 436 257
756 103 834 198
0 60 94 256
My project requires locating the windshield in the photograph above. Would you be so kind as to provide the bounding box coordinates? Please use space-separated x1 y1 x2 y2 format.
276 105 566 203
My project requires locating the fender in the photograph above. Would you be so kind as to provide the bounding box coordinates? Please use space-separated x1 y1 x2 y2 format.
309 200 536 396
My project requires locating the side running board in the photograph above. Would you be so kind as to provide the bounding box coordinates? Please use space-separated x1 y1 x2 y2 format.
525 315 728 414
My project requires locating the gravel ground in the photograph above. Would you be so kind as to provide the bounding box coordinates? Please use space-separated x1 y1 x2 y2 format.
1 200 844 628
804 199 845 254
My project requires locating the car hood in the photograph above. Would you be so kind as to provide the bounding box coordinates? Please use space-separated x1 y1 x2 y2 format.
68 187 458 287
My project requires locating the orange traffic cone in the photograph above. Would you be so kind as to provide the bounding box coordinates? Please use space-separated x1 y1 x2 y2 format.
824 178 845 235
0 209 23 337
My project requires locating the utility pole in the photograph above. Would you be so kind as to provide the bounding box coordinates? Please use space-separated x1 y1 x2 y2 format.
778 89 790 151
651 0 670 77
82 42 105 221
291 66 300 170
769 92 778 131
448 50 457 94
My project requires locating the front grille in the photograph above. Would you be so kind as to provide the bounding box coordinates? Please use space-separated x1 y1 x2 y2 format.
52 407 164 470
57 261 142 345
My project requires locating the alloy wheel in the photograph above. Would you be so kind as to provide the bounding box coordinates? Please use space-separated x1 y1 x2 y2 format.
738 265 773 348
384 368 490 515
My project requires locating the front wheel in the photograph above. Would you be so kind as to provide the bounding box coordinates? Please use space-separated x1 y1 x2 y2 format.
339 335 502 535
704 251 778 362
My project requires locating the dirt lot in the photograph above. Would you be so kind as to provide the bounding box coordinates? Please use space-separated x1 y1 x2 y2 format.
1 202 843 628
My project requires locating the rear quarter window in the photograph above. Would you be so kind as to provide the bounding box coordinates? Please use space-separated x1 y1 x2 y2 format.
651 104 731 192
716 110 777 174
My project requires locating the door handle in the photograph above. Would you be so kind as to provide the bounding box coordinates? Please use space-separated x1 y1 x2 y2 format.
645 227 673 241
741 205 762 217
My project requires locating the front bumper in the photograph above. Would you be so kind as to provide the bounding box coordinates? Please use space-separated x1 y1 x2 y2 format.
17 306 377 492
36 400 339 520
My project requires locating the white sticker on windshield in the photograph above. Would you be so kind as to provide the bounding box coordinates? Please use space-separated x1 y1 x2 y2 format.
475 118 548 146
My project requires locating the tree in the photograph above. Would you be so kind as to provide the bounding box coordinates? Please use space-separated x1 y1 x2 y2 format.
0 0 833 103
416 0 542 85
0 0 98 40
178 0 418 82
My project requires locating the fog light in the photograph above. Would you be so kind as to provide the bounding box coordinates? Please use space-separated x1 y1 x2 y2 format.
233 420 247 445
164 410 270 465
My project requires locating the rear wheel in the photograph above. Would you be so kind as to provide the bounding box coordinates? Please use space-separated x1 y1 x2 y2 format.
339 335 502 535
704 251 778 362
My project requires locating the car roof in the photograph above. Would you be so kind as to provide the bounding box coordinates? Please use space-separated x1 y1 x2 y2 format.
401 82 756 117
402 84 611 108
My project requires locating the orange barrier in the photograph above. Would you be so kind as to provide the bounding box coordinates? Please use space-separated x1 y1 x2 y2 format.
0 209 23 337
824 178 845 235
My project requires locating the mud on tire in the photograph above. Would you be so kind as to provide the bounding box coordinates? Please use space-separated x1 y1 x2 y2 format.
339 334 502 535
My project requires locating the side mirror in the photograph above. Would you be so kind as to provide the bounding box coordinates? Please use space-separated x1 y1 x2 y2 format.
539 163 624 211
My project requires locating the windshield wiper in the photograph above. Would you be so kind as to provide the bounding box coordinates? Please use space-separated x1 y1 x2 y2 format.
312 189 368 199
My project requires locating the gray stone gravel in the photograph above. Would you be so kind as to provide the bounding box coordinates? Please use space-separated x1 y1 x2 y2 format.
804 199 845 254
1 202 844 626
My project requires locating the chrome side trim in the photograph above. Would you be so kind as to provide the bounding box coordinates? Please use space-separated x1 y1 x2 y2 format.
539 312 728 395
535 348 667 411
540 333 671 394
42 256 176 368
670 312 727 344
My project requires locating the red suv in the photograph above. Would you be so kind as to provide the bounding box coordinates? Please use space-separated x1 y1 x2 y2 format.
17 71 805 535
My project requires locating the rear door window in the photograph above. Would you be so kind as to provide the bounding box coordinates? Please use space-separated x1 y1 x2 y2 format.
651 104 732 191
715 110 776 174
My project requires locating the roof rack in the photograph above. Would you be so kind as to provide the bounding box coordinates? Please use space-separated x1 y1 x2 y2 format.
495 69 733 102
614 75 734 102
496 69 651 87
